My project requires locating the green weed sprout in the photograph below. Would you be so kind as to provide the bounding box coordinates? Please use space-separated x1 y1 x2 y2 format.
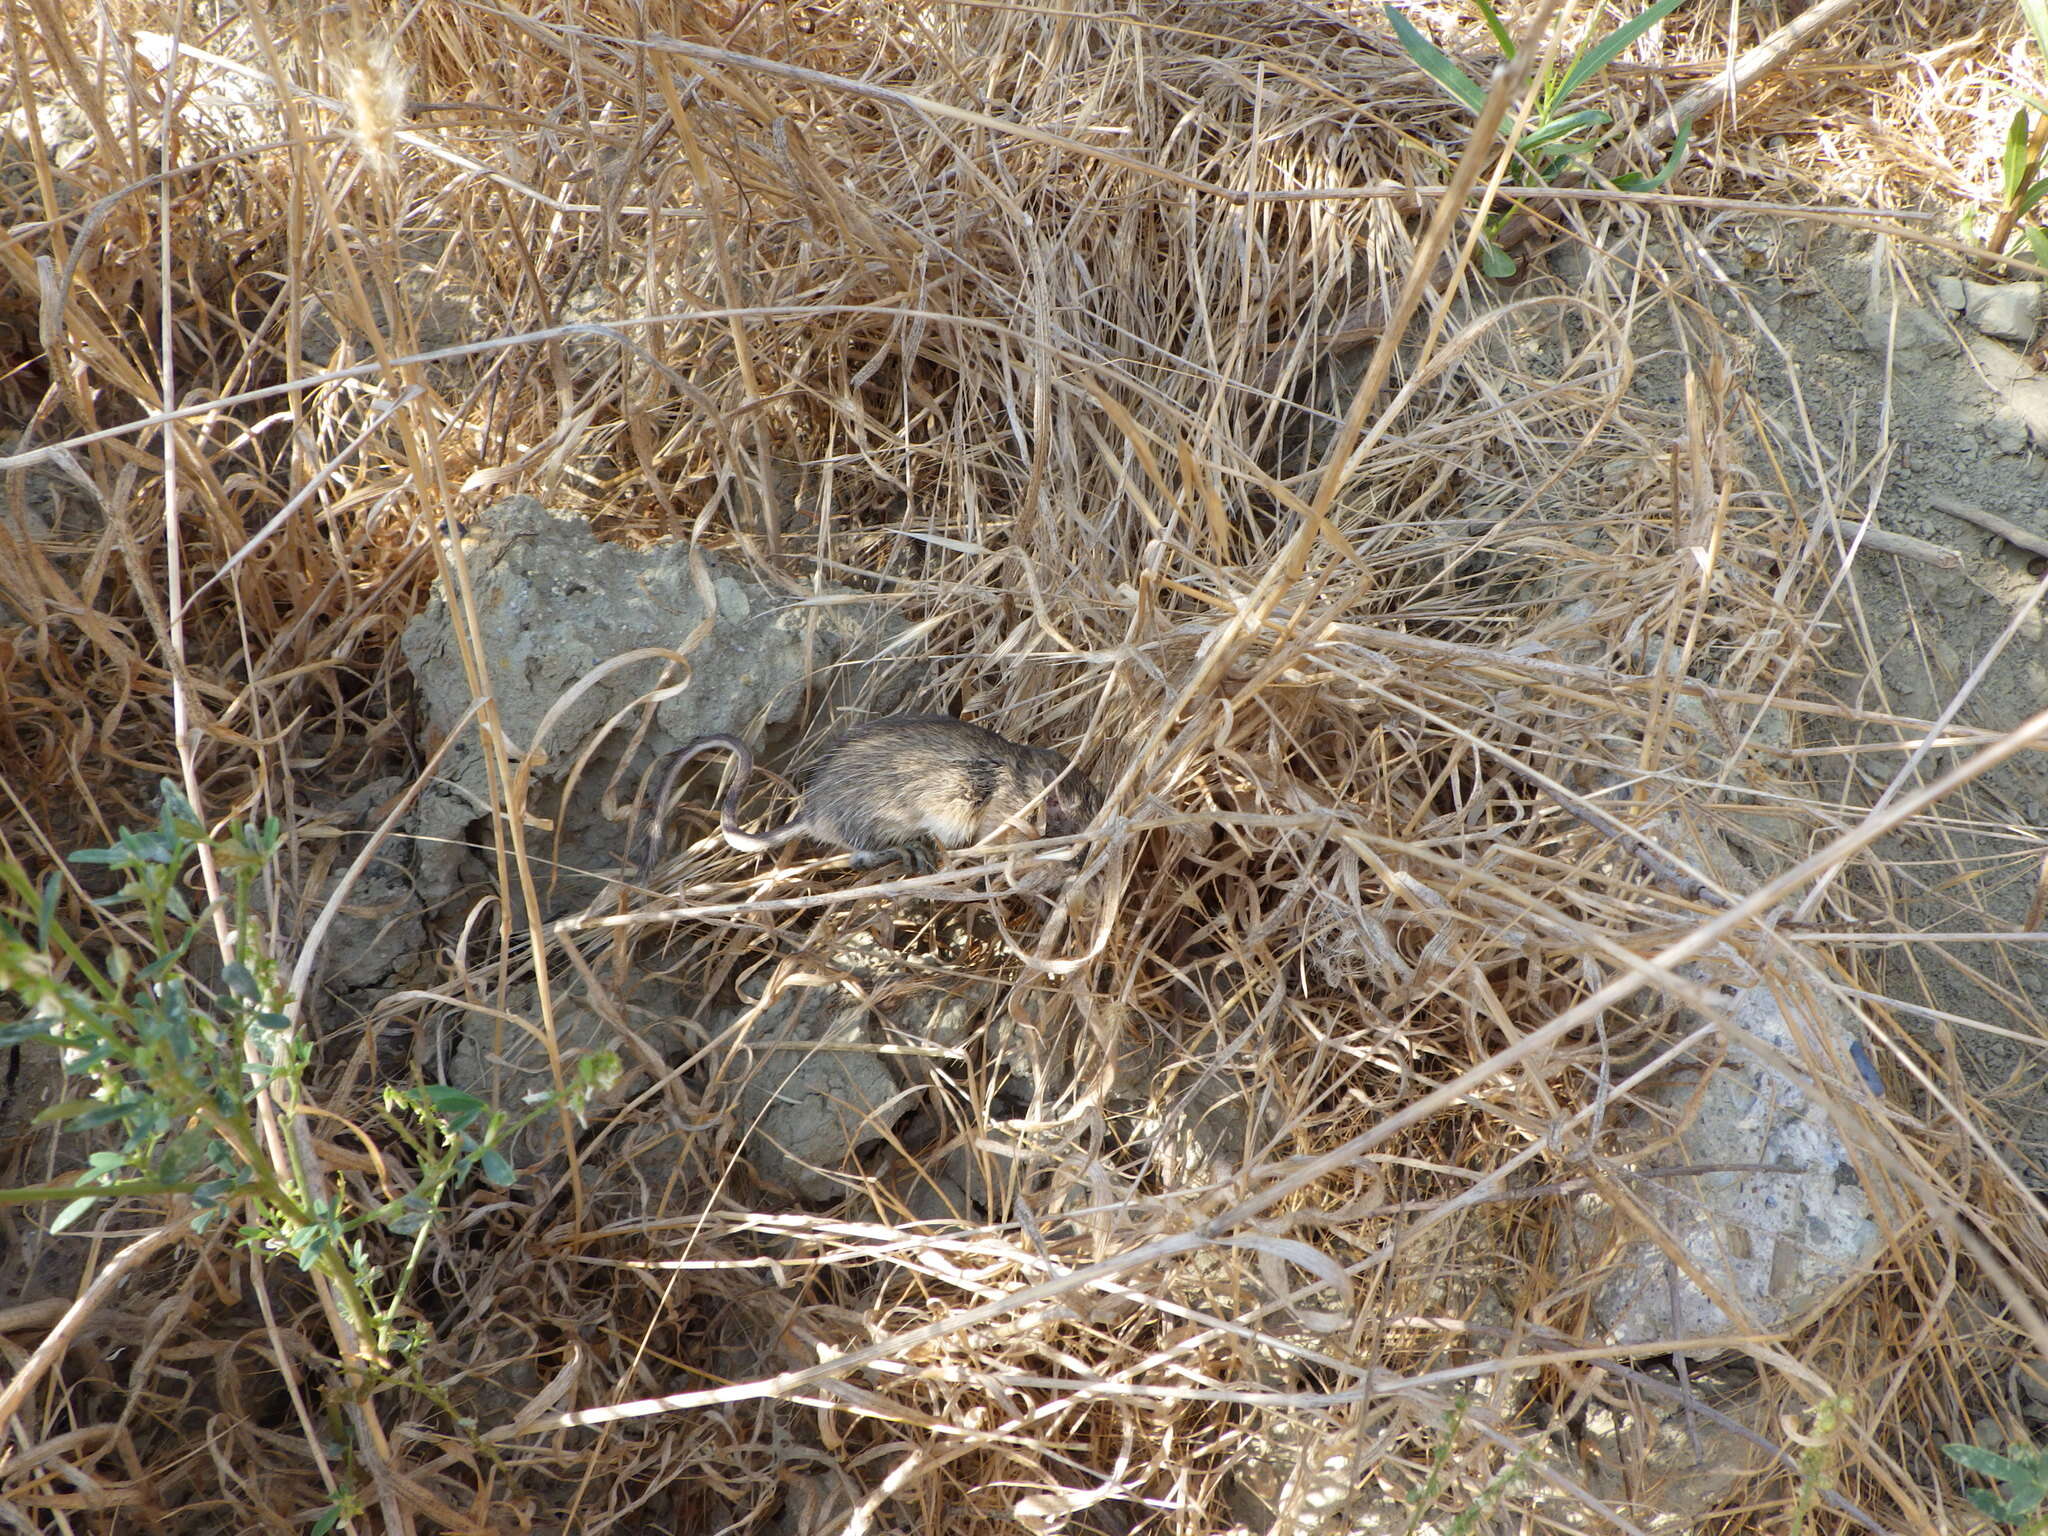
1385 0 1692 275
1400 1392 1536 1535
1943 1440 2048 1533
1789 1395 1852 1536
0 781 618 1368
1982 0 2048 269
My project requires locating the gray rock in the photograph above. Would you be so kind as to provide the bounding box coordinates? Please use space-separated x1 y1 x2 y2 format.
1964 335 2048 450
299 232 505 365
1667 699 1806 867
1228 1359 1768 1535
398 495 906 908
1933 275 1966 312
898 1143 1019 1226
1584 953 1886 1348
0 1038 66 1150
1964 279 2043 343
719 933 995 1201
1224 1417 1400 1535
1993 412 2033 455
1547 244 1591 285
725 979 905 1201
0 455 106 625
309 854 424 993
406 783 479 909
2021 1357 2048 1409
284 776 432 1018
1859 301 1958 366
1120 1025 1278 1191
1567 1359 1776 1532
0 101 95 215
436 974 676 1163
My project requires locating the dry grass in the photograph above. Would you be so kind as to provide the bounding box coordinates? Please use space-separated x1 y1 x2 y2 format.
4 0 2048 1532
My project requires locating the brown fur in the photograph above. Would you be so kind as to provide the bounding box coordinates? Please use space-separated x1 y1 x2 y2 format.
633 714 1101 875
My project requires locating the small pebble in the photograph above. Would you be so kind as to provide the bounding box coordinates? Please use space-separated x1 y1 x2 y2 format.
2020 1357 2048 1409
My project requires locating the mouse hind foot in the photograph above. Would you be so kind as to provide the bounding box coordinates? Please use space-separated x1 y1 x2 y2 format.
850 836 942 874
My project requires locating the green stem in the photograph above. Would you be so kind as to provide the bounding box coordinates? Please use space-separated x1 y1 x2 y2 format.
1988 114 2048 259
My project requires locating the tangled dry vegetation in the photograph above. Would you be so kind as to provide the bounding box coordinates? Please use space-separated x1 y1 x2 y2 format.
4 0 2048 1531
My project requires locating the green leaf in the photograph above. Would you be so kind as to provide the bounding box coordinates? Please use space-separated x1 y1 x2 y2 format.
1966 1486 2012 1519
2024 226 2048 270
73 1096 138 1130
1479 234 1518 278
1553 0 1689 104
0 1017 53 1048
1385 5 1488 113
479 1146 515 1186
0 1175 192 1209
32 1097 95 1126
1470 0 1514 56
35 871 60 948
2023 0 2048 66
221 962 259 1002
66 846 127 866
158 1128 214 1183
2015 176 2048 219
1945 1440 2048 1518
2007 109 2034 203
156 978 190 1028
1518 106 1611 155
1946 1444 2028 1480
420 1084 489 1129
52 1194 99 1232
0 860 38 902
2008 1464 2048 1510
1613 116 1692 191
155 779 197 827
66 1038 115 1074
128 829 174 865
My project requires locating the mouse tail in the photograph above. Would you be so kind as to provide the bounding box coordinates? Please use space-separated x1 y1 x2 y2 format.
632 734 756 873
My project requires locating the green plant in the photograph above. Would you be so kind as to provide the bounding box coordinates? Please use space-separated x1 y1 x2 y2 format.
1944 1439 2048 1533
1385 0 1692 275
1981 0 2048 269
1789 1395 1852 1536
0 782 617 1368
310 1480 372 1536
1400 1392 1536 1535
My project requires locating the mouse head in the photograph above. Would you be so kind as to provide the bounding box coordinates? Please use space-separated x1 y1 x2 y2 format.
1036 757 1102 842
